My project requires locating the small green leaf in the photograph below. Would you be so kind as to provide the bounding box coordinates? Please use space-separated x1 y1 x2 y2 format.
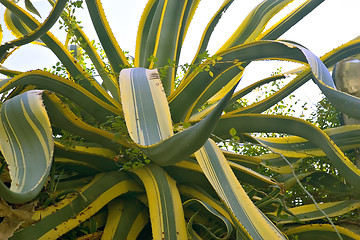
229 127 237 137
183 122 191 129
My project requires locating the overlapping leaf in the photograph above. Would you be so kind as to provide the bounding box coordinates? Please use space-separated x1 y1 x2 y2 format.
0 0 66 61
255 125 360 158
214 114 360 192
0 70 121 122
1 0 117 105
195 139 286 239
13 171 143 239
102 198 149 240
284 224 360 240
132 164 187 239
268 200 360 224
119 67 235 165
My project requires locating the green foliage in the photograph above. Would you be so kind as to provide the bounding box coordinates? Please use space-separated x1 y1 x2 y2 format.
99 115 129 141
308 97 342 130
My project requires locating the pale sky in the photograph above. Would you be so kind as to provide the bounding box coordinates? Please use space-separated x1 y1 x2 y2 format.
0 0 359 109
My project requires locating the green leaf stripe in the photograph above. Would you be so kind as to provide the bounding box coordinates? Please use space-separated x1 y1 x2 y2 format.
102 198 149 240
132 164 187 239
0 90 53 203
120 67 173 146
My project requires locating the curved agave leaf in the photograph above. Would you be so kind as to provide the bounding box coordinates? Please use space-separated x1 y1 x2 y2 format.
195 139 286 239
219 40 360 123
142 81 235 165
184 0 234 79
214 114 360 192
227 38 360 117
218 0 292 52
222 150 261 169
255 125 360 158
13 171 143 239
43 92 128 150
84 0 129 74
169 40 308 122
276 171 350 194
259 0 325 40
1 0 119 106
225 39 360 116
102 198 149 240
268 200 360 224
179 185 233 224
0 90 53 203
0 70 121 123
119 67 235 165
4 8 45 46
184 199 233 239
54 141 119 173
295 42 360 120
131 164 187 239
284 224 360 240
0 0 66 61
260 153 303 174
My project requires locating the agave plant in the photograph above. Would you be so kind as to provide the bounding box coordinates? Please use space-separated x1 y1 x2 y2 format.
0 0 360 239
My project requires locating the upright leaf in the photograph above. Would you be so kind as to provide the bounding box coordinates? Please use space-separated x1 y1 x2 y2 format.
140 0 188 94
132 164 187 239
85 0 129 73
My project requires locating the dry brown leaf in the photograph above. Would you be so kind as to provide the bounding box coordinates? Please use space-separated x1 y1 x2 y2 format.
0 198 37 240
